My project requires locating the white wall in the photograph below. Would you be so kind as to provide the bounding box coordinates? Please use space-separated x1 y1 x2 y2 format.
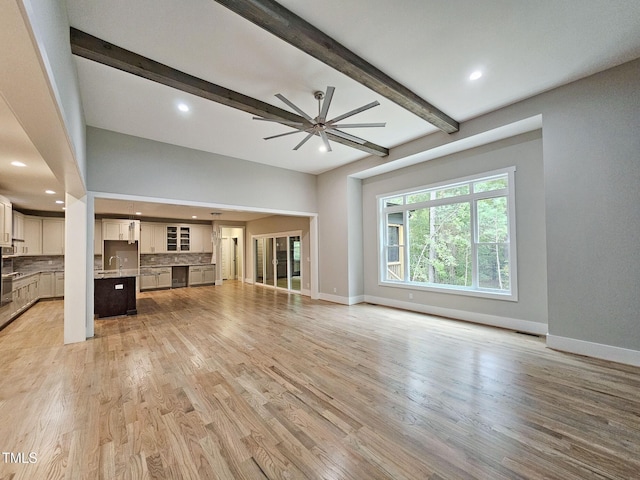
87 127 317 215
21 0 86 181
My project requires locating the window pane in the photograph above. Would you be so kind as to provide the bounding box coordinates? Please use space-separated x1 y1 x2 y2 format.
386 246 404 281
473 176 507 193
478 244 510 290
408 204 471 286
406 191 431 204
387 225 400 262
384 196 403 207
434 184 469 199
477 197 508 243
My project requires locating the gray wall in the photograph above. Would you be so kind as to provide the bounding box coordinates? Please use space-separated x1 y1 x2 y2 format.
87 127 317 215
362 131 548 326
540 59 640 348
319 57 640 353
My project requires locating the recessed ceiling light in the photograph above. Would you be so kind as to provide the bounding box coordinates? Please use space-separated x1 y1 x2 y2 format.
11 161 26 167
135 212 142 215
55 200 64 204
45 190 56 194
319 145 327 152
177 103 190 112
192 215 197 219
469 70 483 81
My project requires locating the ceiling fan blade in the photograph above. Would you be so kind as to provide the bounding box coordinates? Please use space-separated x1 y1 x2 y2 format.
264 130 305 140
275 94 314 122
293 132 315 150
327 128 367 144
318 86 335 123
253 117 305 127
320 131 332 152
327 100 380 124
331 122 386 128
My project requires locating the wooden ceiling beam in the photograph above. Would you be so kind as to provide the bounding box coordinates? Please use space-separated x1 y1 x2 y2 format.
70 27 389 157
213 0 459 134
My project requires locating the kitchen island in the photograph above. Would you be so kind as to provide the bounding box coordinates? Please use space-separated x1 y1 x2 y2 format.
94 270 138 318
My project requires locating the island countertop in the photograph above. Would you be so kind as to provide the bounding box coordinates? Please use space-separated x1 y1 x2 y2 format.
94 269 140 279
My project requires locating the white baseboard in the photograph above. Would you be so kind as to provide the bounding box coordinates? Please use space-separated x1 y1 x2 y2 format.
301 288 311 297
245 278 254 284
547 334 640 367
319 293 365 305
215 279 223 286
363 295 548 335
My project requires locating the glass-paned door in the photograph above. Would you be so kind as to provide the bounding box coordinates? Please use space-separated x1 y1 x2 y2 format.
254 233 302 292
265 237 275 286
289 236 301 292
255 238 264 284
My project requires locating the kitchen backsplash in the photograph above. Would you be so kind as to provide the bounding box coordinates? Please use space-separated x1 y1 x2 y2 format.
14 255 64 274
141 253 213 266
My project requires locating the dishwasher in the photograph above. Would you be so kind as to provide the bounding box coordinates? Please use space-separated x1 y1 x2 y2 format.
171 265 188 288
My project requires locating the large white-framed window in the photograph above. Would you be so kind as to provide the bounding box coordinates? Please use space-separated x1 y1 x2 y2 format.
378 167 517 300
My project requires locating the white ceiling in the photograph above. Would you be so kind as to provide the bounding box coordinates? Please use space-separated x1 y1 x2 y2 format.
2 0 640 220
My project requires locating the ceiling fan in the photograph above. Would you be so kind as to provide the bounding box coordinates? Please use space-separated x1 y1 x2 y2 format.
253 86 385 152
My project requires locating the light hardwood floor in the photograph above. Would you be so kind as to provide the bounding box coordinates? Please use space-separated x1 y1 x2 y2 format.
1 282 639 479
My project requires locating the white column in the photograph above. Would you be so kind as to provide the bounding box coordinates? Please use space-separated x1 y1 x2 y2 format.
63 193 89 343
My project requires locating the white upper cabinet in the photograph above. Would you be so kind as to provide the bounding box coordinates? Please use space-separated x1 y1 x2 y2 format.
0 197 12 247
190 225 213 253
140 223 167 254
23 216 43 255
102 219 140 242
42 218 65 255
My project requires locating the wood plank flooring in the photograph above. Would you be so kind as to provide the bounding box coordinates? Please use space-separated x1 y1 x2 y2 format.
1 281 639 479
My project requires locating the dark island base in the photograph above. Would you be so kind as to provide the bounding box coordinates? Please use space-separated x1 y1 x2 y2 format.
94 276 137 318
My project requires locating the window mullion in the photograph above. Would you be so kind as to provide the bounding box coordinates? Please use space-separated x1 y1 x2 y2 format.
471 199 478 289
403 209 409 282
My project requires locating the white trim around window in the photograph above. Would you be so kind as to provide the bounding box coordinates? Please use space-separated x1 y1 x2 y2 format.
377 167 518 301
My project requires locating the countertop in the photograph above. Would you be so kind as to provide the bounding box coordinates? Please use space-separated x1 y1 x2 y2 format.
94 269 140 279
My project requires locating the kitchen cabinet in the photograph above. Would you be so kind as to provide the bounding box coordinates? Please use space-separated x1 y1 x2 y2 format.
94 220 102 255
11 274 39 317
94 276 137 318
12 211 24 253
190 225 213 253
0 197 12 247
23 216 43 255
39 272 55 298
102 219 140 242
55 272 64 297
189 265 215 286
167 225 190 252
42 218 65 255
140 223 167 254
140 267 172 291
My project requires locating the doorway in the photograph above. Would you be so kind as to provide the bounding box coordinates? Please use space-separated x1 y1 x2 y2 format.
221 237 239 280
254 232 301 292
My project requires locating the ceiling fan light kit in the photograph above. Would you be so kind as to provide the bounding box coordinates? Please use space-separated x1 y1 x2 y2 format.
253 86 386 152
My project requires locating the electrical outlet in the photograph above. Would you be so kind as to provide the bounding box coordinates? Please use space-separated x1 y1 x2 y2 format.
409 293 413 300
333 287 337 293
